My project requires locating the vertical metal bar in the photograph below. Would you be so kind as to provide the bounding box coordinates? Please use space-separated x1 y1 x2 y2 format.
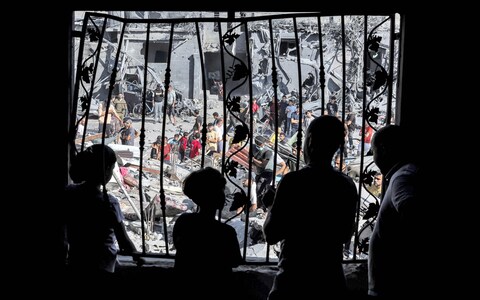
395 14 406 125
82 16 107 148
266 17 281 263
159 22 176 256
268 18 280 190
92 19 110 147
138 22 150 254
317 15 326 115
387 15 395 124
70 13 89 157
340 15 346 169
67 11 75 184
195 22 208 169
243 20 255 260
353 15 369 261
217 22 227 176
269 18 278 193
293 17 303 171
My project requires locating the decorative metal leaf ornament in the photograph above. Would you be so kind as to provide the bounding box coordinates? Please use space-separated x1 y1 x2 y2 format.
87 27 100 42
229 191 248 211
362 169 378 186
227 96 241 113
367 35 382 52
231 64 249 81
372 69 388 90
366 107 380 124
232 124 249 144
80 95 89 111
81 63 94 83
363 203 379 220
223 31 240 45
225 160 239 178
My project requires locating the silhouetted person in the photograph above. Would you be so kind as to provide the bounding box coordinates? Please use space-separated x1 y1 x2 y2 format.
63 144 136 290
263 115 358 299
252 136 274 209
368 125 428 297
173 167 242 299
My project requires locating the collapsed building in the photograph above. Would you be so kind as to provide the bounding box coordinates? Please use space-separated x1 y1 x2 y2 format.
72 11 397 261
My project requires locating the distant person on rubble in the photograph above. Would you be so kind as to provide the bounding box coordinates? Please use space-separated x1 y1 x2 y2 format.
165 84 177 126
113 93 128 121
302 72 316 99
151 135 171 163
173 167 242 299
153 84 164 124
191 109 203 133
63 144 137 289
263 115 358 299
98 100 122 138
119 117 138 146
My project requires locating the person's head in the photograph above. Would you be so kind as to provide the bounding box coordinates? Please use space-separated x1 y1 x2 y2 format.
194 109 199 115
213 112 219 118
303 115 345 165
281 95 287 101
329 95 336 102
255 135 267 148
373 172 383 186
208 123 214 130
279 132 286 141
123 117 132 127
334 153 346 172
155 135 162 144
371 125 411 175
182 167 227 211
174 134 180 140
183 131 189 137
69 144 117 185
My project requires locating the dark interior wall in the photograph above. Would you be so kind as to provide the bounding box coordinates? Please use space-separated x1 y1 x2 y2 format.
27 4 454 292
204 52 221 93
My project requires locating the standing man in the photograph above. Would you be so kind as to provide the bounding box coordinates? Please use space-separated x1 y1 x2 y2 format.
98 100 122 138
113 93 128 121
284 100 296 137
303 109 315 130
214 117 225 154
278 95 289 130
289 106 300 136
252 136 274 209
368 125 427 297
326 95 338 117
345 105 356 153
263 116 357 299
119 117 136 146
153 84 164 124
166 84 177 126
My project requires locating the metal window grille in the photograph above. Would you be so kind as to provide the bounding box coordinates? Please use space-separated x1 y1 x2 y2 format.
69 11 402 263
